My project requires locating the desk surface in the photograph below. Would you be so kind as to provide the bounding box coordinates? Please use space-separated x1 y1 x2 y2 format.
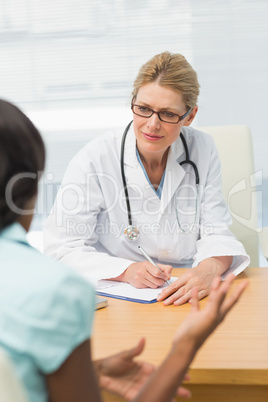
92 268 268 400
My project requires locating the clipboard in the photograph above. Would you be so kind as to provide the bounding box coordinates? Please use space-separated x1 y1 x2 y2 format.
96 291 157 304
96 277 177 304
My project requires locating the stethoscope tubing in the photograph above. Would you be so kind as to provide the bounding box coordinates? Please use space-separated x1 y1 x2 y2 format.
120 120 134 226
179 131 199 185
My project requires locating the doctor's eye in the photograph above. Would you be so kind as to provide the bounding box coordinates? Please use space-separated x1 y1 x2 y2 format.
137 106 151 113
161 111 176 118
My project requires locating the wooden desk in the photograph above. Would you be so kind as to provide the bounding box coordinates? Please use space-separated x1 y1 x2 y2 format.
92 268 268 402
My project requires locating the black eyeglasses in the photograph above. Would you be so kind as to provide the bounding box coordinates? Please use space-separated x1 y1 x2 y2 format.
131 104 192 124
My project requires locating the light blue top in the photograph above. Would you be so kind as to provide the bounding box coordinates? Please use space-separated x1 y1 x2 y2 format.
0 223 96 402
136 148 166 199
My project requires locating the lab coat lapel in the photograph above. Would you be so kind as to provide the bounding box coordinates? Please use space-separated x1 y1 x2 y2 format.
160 137 186 214
123 125 158 200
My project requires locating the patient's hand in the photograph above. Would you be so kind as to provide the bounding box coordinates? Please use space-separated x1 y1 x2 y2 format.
96 338 191 400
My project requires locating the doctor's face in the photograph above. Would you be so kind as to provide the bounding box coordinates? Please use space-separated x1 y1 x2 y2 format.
132 82 196 160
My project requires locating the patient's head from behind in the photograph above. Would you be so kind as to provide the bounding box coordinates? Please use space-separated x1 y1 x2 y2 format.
0 99 45 232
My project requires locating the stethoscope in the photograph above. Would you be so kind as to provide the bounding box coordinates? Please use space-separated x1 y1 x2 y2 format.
120 121 200 241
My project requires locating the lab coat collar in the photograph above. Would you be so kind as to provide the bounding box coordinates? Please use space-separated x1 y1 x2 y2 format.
0 222 29 245
123 124 155 199
160 135 186 214
122 124 188 207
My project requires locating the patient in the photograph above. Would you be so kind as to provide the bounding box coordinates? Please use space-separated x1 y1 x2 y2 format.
0 99 248 402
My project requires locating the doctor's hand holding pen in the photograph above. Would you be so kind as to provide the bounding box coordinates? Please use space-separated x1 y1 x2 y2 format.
112 246 172 288
113 261 173 289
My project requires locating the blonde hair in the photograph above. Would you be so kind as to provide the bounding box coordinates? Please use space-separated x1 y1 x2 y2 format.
132 51 200 109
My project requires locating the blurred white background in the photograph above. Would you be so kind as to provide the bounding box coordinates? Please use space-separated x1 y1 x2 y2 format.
0 0 267 263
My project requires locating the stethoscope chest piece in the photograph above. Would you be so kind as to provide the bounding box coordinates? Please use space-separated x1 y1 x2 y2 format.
124 225 140 241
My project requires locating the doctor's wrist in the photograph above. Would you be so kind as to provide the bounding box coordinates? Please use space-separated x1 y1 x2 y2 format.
109 269 128 283
196 256 232 276
120 263 136 284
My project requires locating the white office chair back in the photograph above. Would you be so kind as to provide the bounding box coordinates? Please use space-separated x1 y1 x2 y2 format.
198 125 259 266
0 348 28 402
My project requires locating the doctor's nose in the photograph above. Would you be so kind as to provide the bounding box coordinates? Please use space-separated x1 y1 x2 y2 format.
146 112 161 130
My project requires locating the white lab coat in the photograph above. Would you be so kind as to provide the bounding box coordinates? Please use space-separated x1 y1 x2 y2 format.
44 125 249 283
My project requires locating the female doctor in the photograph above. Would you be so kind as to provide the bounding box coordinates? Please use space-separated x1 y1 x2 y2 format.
44 51 249 305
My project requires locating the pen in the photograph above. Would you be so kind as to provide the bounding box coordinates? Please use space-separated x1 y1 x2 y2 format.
138 245 171 285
